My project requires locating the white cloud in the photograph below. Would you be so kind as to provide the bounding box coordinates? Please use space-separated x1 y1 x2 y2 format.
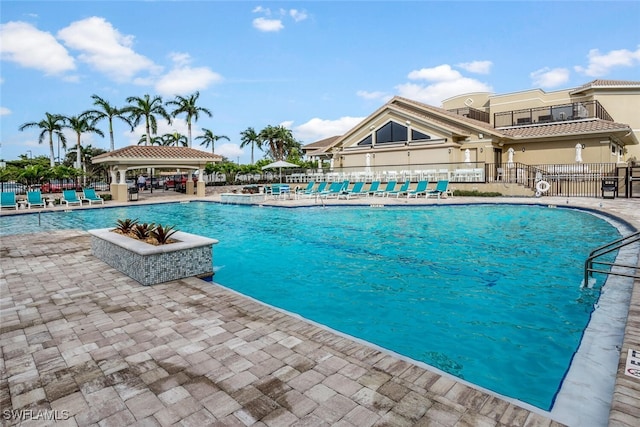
399 64 493 106
574 46 640 77
252 6 270 14
0 21 75 75
530 67 570 88
408 64 462 82
252 17 284 32
154 53 223 96
290 9 308 22
0 106 11 116
294 116 365 143
457 60 492 74
57 16 160 82
356 90 392 101
217 143 244 159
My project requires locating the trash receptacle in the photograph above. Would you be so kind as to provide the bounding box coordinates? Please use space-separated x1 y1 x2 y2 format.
601 178 618 199
128 187 139 201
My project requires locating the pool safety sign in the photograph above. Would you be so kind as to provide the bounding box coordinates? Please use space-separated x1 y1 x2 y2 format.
625 349 640 379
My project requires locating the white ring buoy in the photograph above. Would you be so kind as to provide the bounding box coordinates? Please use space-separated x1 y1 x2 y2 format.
536 180 550 193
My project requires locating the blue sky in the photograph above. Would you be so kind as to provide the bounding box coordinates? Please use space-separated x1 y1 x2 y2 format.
1 0 639 163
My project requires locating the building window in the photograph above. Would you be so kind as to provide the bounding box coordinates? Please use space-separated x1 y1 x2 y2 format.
411 129 431 140
357 135 373 146
375 121 408 144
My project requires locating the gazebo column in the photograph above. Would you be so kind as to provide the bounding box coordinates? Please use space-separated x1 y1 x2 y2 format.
185 169 195 195
196 167 205 197
112 168 128 202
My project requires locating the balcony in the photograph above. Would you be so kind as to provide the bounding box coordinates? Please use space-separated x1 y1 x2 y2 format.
494 100 613 128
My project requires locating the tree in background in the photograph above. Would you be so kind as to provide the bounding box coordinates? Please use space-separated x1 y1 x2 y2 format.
124 94 171 146
85 94 132 152
240 127 261 165
166 92 212 148
18 113 67 167
64 114 104 170
259 125 300 161
196 128 229 155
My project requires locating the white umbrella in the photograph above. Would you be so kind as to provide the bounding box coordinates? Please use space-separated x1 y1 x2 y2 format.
262 160 299 183
575 143 583 163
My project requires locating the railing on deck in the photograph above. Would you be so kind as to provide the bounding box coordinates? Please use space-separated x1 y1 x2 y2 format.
494 100 613 128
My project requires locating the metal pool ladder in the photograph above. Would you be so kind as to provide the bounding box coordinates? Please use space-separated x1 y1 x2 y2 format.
584 231 640 286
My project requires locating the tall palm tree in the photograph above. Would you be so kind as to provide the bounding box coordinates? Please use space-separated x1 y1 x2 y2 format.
239 127 261 165
195 128 229 155
64 114 104 170
18 113 67 167
123 94 171 146
85 94 132 151
166 92 212 148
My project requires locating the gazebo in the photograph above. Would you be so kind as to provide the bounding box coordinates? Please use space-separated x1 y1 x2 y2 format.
92 146 222 202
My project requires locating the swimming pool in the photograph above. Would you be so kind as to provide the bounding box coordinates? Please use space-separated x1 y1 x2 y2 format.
0 202 621 410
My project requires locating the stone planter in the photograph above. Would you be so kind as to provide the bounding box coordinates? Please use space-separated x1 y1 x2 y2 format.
88 228 219 286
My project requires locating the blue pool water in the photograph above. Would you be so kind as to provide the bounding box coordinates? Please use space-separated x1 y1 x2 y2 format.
0 202 620 409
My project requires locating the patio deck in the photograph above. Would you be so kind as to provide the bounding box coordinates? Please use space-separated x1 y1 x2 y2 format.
1 192 638 426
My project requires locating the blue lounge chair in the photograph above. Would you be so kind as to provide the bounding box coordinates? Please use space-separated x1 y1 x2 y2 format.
26 190 45 209
374 180 396 197
366 181 380 197
407 181 429 198
295 181 315 197
338 181 366 199
61 190 82 207
1 191 18 210
303 181 327 198
82 188 104 205
321 180 349 198
426 180 450 199
385 180 410 197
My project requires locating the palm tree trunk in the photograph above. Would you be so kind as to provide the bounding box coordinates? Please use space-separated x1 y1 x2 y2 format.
76 136 82 170
109 120 115 151
48 133 55 167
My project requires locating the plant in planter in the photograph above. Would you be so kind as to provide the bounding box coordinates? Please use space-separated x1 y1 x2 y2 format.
150 224 178 244
133 222 156 240
115 218 139 234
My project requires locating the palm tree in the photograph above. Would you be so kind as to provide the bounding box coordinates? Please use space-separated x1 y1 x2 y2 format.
195 128 229 155
166 92 212 148
85 94 132 151
123 94 172 146
240 127 261 165
18 113 67 167
259 125 298 161
64 114 105 170
138 134 164 146
161 131 188 147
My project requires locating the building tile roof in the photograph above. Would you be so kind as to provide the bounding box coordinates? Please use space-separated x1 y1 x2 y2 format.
500 119 632 139
93 145 222 161
570 79 640 94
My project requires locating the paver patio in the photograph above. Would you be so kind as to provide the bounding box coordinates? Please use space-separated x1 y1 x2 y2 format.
1 193 638 426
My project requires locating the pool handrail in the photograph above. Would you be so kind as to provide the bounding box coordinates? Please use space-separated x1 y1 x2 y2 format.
584 231 640 286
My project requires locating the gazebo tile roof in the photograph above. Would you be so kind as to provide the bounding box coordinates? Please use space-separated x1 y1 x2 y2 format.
93 145 221 160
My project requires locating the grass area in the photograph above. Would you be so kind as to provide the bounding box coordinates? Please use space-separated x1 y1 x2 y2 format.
452 189 503 197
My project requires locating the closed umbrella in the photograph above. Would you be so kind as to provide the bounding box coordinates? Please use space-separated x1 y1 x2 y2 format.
262 160 298 183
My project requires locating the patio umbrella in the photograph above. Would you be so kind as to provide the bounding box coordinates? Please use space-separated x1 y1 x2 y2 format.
262 160 298 183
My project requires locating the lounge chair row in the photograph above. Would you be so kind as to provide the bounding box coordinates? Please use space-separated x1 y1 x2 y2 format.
294 180 450 199
0 189 105 210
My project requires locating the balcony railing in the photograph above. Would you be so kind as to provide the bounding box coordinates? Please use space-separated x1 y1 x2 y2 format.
447 107 491 123
494 100 613 128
